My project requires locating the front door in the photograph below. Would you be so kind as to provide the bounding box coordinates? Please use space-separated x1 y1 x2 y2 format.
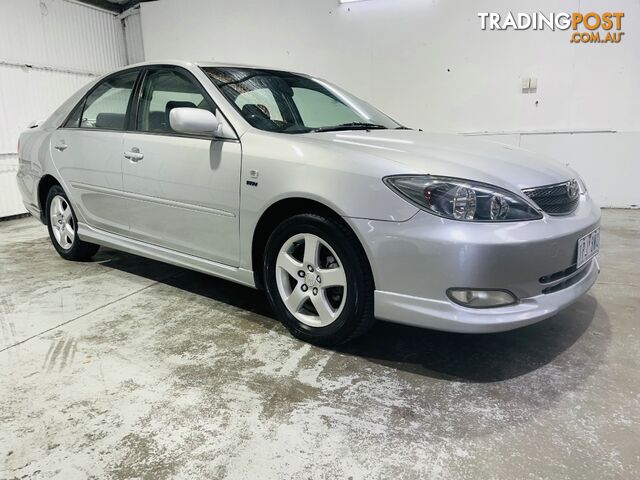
122 67 241 266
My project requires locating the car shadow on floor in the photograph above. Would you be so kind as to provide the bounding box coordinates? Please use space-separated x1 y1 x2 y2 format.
95 248 607 384
339 295 601 382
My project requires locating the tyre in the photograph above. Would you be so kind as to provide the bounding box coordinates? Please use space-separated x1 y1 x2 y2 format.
45 185 99 261
264 213 374 346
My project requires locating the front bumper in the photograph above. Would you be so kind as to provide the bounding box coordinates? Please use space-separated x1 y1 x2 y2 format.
347 195 601 333
374 258 598 332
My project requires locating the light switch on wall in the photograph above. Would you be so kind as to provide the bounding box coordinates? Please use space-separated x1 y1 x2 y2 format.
521 77 538 94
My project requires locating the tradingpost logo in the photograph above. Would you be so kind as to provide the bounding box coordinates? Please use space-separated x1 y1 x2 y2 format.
478 11 625 44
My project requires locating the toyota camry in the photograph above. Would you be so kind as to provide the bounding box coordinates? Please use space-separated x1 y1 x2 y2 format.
17 61 601 345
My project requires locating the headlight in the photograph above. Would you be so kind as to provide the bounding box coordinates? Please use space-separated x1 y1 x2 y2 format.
384 175 542 222
567 167 588 194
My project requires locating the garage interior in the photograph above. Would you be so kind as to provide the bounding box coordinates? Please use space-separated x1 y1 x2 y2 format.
1 0 639 479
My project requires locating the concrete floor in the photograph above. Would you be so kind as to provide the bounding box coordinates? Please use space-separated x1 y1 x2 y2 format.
1 210 638 480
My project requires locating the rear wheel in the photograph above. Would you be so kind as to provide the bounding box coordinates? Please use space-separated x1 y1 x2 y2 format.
264 213 374 346
46 185 99 261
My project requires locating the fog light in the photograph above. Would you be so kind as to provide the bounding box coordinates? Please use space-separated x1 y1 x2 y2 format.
447 288 517 308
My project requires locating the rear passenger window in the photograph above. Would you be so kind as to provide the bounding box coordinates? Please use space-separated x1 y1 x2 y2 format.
80 70 138 130
136 69 215 134
63 100 84 128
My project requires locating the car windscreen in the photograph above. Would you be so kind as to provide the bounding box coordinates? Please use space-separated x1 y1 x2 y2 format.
202 67 401 134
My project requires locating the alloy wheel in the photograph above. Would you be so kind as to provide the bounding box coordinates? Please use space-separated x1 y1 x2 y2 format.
275 233 347 327
49 195 75 249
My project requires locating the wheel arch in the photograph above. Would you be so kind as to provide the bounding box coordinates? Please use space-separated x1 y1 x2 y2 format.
37 174 62 223
251 197 375 291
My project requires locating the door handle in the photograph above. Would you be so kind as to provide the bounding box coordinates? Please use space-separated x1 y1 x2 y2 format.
124 147 144 162
54 141 67 152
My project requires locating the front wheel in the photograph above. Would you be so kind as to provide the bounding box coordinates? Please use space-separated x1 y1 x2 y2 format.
264 213 374 346
46 185 99 261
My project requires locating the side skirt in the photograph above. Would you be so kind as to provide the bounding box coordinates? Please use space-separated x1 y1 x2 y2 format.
77 223 256 288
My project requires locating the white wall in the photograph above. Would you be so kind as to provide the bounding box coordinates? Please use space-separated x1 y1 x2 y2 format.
0 0 128 217
140 0 639 208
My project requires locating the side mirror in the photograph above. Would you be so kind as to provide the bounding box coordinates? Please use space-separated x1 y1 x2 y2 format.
169 107 221 136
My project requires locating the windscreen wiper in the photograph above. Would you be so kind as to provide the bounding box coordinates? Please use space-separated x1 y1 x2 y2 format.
311 122 388 133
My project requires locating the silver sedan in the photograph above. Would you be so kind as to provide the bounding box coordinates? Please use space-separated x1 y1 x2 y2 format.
17 61 600 345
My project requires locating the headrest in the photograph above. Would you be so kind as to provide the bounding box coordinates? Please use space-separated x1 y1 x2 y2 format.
165 101 197 115
241 104 275 129
95 112 125 130
242 104 271 119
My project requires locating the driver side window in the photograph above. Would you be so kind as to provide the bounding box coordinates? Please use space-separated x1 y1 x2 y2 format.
137 69 215 134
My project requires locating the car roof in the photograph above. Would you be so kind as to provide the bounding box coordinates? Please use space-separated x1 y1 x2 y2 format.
114 59 310 77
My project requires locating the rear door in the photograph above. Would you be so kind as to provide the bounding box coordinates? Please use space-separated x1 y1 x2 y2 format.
51 69 140 235
122 67 241 266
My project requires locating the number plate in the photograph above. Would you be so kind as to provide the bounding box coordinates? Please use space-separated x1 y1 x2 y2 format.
577 227 600 268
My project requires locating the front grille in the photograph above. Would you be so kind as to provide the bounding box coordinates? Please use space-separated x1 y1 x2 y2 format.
541 267 589 294
539 264 578 284
539 260 591 294
522 180 580 215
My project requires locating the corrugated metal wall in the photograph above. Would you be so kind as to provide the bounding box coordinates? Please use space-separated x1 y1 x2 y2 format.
123 7 145 64
0 0 131 217
0 64 94 155
0 0 127 75
0 154 23 218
